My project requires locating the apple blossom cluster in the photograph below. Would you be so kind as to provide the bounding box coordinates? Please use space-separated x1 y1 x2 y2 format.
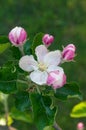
8 26 76 90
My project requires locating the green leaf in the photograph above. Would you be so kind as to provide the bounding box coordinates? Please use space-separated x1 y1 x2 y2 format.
15 91 31 111
0 36 11 65
0 47 13 66
54 82 82 101
10 107 33 123
0 62 17 80
11 46 22 60
0 43 10 54
7 116 13 126
0 36 9 44
0 43 22 66
32 32 44 55
0 81 17 94
70 101 86 118
0 63 17 93
30 93 56 130
23 40 32 55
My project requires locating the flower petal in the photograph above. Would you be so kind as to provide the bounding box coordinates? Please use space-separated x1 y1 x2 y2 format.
35 45 48 62
30 70 48 85
47 65 63 72
52 73 66 89
47 66 64 85
18 28 27 44
9 27 18 44
44 50 62 66
19 55 38 72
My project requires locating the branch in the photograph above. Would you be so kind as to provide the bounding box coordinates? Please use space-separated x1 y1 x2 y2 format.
53 122 62 130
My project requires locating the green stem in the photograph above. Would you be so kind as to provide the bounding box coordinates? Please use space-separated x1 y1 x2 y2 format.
18 45 24 56
36 85 41 94
17 79 28 84
2 93 13 130
53 122 62 130
2 94 9 126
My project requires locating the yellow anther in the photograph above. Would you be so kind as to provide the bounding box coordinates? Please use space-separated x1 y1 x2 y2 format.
38 63 47 71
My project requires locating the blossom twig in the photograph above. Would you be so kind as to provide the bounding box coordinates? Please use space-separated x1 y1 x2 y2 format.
53 122 62 130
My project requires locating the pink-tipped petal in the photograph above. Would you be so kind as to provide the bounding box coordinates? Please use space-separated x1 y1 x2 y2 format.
18 28 27 43
9 33 16 45
47 73 55 86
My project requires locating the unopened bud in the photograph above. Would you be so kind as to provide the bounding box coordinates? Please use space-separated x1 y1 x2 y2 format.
8 26 27 47
77 122 84 130
42 34 54 47
47 67 66 89
62 44 76 61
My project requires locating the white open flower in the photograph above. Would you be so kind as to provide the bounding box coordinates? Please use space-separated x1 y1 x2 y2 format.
19 45 62 85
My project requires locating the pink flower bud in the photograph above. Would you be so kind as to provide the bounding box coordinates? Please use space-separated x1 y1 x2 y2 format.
42 34 54 47
62 44 76 61
77 122 84 130
8 26 27 46
47 68 66 89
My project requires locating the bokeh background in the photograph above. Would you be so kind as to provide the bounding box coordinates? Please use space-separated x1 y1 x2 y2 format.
0 0 86 130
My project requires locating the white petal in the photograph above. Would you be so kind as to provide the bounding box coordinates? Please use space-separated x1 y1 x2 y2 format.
44 50 62 66
16 27 22 38
30 70 48 85
11 27 18 35
35 45 48 62
47 65 64 73
19 55 38 72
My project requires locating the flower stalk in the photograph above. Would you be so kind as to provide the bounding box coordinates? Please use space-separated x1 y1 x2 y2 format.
18 45 25 56
2 94 9 126
53 122 62 130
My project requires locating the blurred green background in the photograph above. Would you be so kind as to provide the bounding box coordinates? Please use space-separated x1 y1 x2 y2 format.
0 0 86 130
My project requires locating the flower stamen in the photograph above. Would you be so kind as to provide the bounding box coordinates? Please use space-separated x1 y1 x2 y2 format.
38 63 47 71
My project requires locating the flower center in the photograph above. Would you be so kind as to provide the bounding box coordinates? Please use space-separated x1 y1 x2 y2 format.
38 63 47 71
